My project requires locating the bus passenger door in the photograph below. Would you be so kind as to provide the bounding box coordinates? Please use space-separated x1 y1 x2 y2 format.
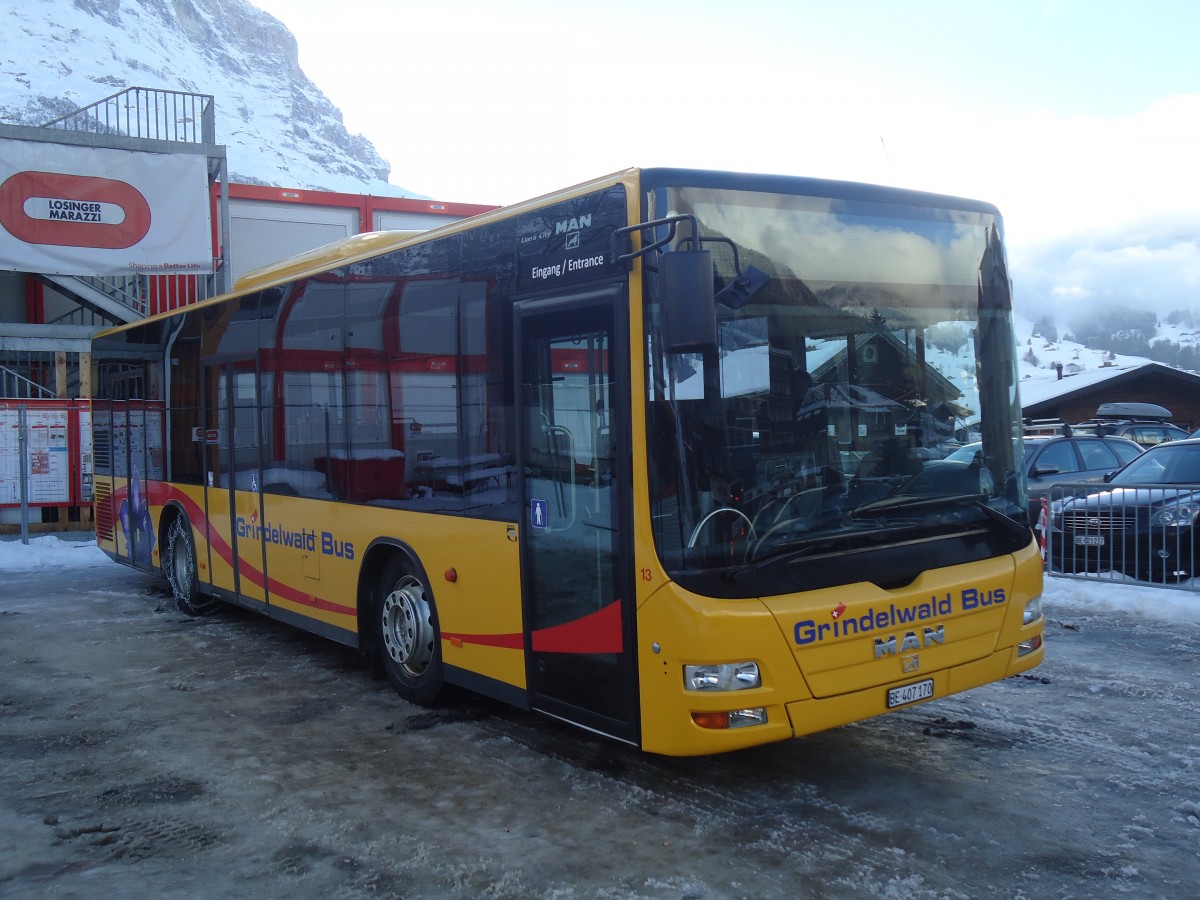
515 287 638 745
203 359 268 608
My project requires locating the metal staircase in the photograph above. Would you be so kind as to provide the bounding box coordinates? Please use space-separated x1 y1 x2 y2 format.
42 274 146 324
0 363 55 400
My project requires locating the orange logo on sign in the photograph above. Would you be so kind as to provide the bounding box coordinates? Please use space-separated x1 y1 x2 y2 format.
0 171 152 249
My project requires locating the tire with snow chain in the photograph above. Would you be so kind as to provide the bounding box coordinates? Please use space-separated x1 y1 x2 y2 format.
165 515 219 616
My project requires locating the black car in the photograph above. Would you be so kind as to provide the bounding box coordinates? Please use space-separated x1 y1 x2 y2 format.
1047 438 1200 581
946 435 1143 519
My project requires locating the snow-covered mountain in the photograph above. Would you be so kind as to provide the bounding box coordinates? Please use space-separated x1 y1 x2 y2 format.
923 311 1200 422
1013 314 1200 407
0 0 415 196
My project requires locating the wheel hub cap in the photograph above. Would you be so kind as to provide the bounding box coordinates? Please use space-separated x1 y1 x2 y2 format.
381 576 433 675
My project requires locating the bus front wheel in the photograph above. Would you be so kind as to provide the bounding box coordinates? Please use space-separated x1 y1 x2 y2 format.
165 516 218 616
376 560 445 706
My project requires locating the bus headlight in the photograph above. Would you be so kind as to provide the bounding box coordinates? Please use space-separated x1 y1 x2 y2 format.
1023 595 1043 626
684 661 761 691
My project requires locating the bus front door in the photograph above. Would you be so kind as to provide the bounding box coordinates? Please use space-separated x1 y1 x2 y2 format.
515 287 638 745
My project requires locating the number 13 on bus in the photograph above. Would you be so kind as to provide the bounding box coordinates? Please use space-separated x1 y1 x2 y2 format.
92 167 1044 756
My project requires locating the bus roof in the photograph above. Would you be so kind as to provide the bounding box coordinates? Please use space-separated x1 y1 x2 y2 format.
233 230 425 292
96 166 1004 338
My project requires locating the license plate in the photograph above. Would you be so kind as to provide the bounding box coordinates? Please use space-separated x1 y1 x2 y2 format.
887 678 934 709
1074 535 1105 546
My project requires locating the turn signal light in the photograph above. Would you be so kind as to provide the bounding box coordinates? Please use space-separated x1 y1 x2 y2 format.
691 707 768 730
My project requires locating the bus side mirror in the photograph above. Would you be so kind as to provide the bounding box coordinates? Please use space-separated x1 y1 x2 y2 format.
660 249 716 353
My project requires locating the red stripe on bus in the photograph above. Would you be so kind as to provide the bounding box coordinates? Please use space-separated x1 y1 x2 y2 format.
531 600 623 654
0 171 152 248
441 601 624 654
441 630 524 650
136 483 622 635
141 483 356 617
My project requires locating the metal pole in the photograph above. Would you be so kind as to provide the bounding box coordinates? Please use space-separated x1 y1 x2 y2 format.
18 404 29 544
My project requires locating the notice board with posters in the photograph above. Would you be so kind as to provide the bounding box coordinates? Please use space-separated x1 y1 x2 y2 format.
0 402 91 507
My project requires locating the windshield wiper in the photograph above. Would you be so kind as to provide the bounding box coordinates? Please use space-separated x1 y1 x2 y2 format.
852 492 1030 541
853 491 991 515
740 498 1030 574
972 498 1032 540
745 523 917 567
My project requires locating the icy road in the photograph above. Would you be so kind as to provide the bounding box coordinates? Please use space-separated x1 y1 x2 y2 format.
1 538 1198 898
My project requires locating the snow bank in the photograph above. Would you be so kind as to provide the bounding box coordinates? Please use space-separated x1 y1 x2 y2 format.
1045 573 1200 625
0 534 109 572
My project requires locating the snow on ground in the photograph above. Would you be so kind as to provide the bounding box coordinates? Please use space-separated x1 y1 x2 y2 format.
0 534 109 570
4 533 1196 625
1045 570 1200 625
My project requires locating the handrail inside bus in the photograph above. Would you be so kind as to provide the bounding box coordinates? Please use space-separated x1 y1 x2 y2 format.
543 424 577 532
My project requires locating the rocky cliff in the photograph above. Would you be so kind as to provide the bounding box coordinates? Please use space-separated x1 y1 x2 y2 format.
0 0 411 195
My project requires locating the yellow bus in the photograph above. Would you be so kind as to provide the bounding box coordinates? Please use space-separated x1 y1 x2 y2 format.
92 167 1044 756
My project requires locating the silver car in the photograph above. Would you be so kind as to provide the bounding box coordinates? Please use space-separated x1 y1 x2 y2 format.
945 435 1143 518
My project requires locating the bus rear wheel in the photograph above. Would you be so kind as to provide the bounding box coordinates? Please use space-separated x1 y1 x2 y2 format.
165 516 218 616
376 560 445 706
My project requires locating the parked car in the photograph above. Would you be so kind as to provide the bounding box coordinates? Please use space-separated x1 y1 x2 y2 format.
1047 438 1200 582
1077 419 1191 447
945 434 1144 519
1070 402 1189 448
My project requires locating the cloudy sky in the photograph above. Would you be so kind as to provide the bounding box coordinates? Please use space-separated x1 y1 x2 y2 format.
250 0 1198 326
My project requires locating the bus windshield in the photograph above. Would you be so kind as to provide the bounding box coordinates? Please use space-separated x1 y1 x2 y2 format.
644 180 1026 586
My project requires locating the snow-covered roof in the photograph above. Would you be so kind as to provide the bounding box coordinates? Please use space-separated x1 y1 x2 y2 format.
1019 362 1155 407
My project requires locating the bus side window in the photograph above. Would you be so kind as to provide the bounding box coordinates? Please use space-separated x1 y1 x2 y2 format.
275 279 347 499
461 223 520 519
